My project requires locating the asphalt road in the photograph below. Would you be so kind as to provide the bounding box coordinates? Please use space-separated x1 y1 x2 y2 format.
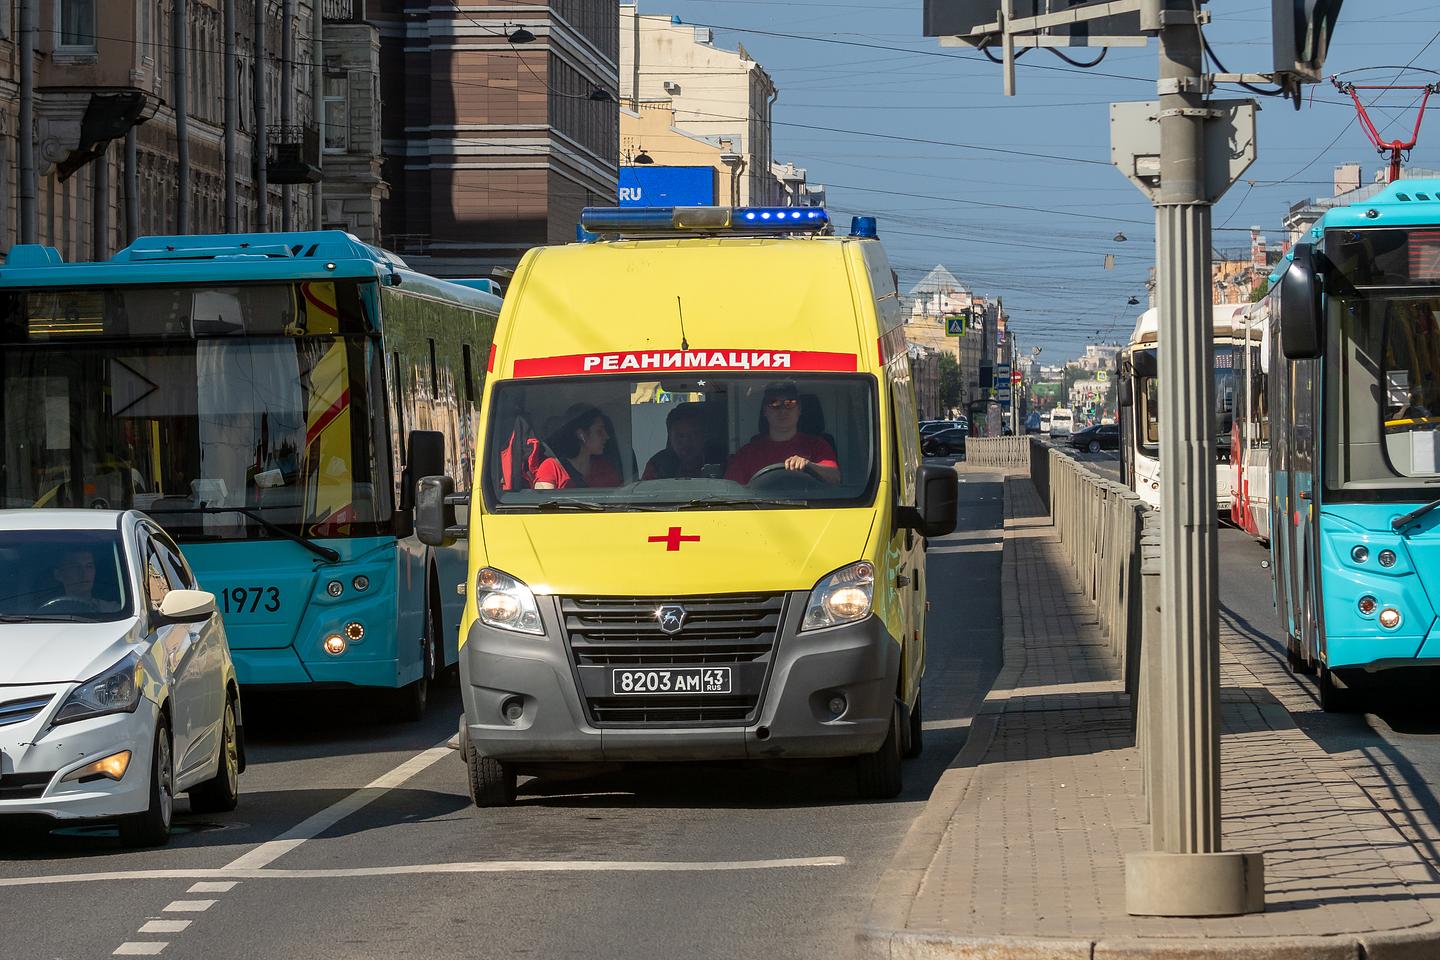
0 467 1005 960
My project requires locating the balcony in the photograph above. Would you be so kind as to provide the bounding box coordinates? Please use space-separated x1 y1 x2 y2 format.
322 0 366 22
267 125 323 184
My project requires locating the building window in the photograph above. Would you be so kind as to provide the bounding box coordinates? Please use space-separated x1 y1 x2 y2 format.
323 74 348 153
57 0 96 49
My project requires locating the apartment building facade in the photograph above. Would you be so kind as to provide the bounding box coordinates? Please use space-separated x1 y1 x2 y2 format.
0 0 387 260
375 0 619 277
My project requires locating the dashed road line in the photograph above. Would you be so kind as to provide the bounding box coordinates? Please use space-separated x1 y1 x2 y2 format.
113 944 167 956
163 899 216 912
138 921 192 934
187 881 237 893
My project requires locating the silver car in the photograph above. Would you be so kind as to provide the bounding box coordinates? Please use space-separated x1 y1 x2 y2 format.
0 510 242 846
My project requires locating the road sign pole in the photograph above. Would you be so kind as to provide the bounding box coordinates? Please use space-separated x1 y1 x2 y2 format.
1123 0 1263 916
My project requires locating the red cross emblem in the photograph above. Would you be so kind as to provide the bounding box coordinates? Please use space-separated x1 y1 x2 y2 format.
649 526 701 552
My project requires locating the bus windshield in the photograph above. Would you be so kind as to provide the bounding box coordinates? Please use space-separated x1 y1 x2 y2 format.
483 374 878 510
1327 291 1440 498
0 283 390 540
1215 344 1235 449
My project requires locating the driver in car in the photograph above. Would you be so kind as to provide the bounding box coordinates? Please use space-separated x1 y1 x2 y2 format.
725 381 841 486
52 548 99 604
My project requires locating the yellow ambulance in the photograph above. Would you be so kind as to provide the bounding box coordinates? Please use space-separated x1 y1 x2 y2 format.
416 206 957 804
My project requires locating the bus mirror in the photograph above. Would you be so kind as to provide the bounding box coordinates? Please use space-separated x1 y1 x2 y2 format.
416 475 460 547
913 464 958 538
1118 381 1133 408
401 430 446 513
1280 243 1323 360
1132 349 1157 379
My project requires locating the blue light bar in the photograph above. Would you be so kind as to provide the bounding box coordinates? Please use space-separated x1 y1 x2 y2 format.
577 206 830 237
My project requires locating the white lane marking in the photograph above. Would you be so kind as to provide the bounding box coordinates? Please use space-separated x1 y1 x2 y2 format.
113 944 167 956
223 741 453 871
138 921 191 934
926 543 1002 555
0 856 847 888
187 881 237 893
162 900 215 913
921 718 970 732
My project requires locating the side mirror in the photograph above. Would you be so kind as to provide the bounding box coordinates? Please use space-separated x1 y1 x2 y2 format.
1118 380 1134 408
1280 243 1323 360
416 475 470 547
912 464 958 538
398 430 446 538
157 589 216 626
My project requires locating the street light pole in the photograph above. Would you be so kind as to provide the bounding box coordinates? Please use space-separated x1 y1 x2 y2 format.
1124 0 1263 916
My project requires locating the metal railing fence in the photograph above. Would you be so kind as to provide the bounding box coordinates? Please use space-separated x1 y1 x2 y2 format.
963 435 1031 468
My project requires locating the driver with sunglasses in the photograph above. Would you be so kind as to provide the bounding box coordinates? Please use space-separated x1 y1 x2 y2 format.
725 381 842 486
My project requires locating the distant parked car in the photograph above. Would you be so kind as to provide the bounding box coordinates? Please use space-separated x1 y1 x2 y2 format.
922 427 968 458
1070 423 1120 453
0 511 243 847
919 420 965 438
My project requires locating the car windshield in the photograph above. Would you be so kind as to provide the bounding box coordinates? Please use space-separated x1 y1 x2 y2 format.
0 529 132 622
1327 290 1440 498
484 374 878 510
0 283 389 541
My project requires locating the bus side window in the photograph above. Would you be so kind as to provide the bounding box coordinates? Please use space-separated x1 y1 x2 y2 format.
427 339 439 400
462 345 476 404
391 352 406 463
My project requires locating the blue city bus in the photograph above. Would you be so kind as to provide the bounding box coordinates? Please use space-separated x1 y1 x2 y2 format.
1266 180 1440 710
0 231 501 719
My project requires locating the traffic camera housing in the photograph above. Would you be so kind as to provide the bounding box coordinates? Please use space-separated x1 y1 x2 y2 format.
1272 0 1344 84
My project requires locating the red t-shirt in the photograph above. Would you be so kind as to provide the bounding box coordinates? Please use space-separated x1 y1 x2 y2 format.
725 433 839 484
533 457 621 489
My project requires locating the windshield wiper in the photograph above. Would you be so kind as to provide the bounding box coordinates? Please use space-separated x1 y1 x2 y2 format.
677 497 807 510
535 499 610 512
0 614 93 623
145 505 341 562
1393 497 1440 532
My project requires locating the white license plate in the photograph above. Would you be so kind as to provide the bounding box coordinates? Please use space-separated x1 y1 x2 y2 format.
611 667 732 696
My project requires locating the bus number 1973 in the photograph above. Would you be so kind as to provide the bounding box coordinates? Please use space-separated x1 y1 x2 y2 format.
222 586 281 614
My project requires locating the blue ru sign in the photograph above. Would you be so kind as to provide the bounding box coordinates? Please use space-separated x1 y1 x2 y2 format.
618 166 718 207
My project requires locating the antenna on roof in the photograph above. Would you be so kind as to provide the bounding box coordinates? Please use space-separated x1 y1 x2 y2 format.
677 296 690 351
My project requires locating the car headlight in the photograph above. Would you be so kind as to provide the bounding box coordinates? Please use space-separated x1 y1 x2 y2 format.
53 652 144 725
802 561 875 631
475 568 544 635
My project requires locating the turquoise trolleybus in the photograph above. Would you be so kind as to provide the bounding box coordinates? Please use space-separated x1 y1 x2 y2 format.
1266 180 1440 710
0 232 501 719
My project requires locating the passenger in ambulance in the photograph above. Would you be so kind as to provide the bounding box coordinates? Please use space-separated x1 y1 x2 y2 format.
642 403 711 480
533 404 622 490
726 381 842 486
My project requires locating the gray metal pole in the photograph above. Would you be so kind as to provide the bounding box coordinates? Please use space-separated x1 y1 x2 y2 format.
224 0 239 231
92 143 110 259
18 0 36 243
312 24 324 228
1124 0 1263 916
280 0 295 231
254 0 269 230
124 127 139 243
173 0 191 233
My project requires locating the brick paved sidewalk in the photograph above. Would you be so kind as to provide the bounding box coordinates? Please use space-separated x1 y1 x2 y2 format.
861 476 1440 960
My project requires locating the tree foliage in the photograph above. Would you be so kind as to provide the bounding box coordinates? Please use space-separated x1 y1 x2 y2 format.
938 352 962 414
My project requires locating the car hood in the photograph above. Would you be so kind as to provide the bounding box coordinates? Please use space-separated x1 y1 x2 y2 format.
0 619 140 686
477 508 879 596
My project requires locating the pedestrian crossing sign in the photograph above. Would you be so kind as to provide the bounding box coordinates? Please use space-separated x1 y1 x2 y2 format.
945 315 965 337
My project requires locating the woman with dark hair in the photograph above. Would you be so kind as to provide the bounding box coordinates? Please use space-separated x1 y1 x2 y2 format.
533 404 621 490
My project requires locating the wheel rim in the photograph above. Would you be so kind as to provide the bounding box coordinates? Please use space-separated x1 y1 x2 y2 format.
157 731 173 828
221 705 239 795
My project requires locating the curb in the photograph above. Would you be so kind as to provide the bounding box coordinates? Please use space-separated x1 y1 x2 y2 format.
857 473 1440 960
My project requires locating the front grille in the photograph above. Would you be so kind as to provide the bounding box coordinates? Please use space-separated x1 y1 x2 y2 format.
0 771 54 800
0 695 53 728
561 593 786 727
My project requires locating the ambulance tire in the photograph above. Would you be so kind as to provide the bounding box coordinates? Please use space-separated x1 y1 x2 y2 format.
856 701 904 800
904 690 924 760
465 738 517 807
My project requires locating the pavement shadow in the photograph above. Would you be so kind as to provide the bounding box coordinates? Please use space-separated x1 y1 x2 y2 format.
239 684 463 760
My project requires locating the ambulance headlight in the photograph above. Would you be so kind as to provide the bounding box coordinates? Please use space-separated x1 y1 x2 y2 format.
802 562 874 631
475 568 544 635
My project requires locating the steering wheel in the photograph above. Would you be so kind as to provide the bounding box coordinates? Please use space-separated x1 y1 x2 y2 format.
748 461 825 491
39 595 102 613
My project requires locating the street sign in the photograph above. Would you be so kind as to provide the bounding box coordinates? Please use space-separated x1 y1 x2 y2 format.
946 316 965 337
1110 99 1258 204
1096 370 1109 382
1011 371 1024 384
923 0 1143 48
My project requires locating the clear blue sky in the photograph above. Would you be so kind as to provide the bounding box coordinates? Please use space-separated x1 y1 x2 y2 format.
638 1 1440 362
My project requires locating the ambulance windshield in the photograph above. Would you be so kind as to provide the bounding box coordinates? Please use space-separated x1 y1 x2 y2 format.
484 374 878 510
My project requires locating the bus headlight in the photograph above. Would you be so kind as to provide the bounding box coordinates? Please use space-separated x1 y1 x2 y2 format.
475 568 544 635
1379 608 1402 630
802 562 874 631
